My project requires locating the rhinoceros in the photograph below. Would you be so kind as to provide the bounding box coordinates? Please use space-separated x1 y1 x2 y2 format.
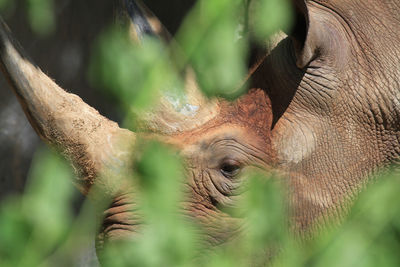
1 0 399 258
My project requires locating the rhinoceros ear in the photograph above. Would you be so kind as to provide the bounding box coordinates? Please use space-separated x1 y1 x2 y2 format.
288 0 318 69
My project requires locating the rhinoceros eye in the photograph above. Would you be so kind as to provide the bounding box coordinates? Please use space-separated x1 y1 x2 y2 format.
220 159 241 178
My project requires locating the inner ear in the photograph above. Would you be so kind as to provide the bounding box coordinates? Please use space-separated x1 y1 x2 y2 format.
290 1 309 50
286 0 317 69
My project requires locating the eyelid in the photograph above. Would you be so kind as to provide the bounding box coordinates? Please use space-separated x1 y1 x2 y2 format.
220 158 242 178
222 158 241 166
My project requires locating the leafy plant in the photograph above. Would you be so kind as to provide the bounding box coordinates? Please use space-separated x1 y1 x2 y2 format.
1 1 400 267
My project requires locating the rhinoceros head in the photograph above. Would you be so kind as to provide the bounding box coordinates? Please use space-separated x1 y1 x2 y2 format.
1 0 400 257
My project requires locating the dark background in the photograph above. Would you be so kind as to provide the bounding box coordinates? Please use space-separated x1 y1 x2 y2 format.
0 0 196 199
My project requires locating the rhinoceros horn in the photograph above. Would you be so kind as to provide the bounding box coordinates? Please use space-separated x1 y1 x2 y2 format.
0 0 219 194
122 0 172 42
122 0 220 134
0 17 137 195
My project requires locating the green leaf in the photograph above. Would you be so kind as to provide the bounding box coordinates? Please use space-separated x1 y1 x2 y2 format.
0 147 76 266
178 0 248 99
252 0 294 40
89 26 183 114
26 0 55 36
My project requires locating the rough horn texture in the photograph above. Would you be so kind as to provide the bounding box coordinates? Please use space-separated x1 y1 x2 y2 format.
0 18 135 194
120 0 220 134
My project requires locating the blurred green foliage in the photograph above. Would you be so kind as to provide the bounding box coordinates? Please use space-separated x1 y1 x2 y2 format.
177 0 247 98
100 142 198 267
251 0 293 40
3 145 400 266
26 0 55 36
0 148 77 266
0 0 55 35
0 0 9 10
2 0 400 267
0 0 14 18
0 0 11 11
89 28 182 113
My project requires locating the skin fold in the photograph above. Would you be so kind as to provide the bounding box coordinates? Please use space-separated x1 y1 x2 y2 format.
0 0 399 260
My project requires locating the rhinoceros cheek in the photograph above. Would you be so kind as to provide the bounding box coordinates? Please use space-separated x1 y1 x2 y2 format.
95 193 142 250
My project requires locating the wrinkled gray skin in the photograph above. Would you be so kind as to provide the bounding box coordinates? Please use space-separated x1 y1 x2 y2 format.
0 0 400 262
265 0 400 232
